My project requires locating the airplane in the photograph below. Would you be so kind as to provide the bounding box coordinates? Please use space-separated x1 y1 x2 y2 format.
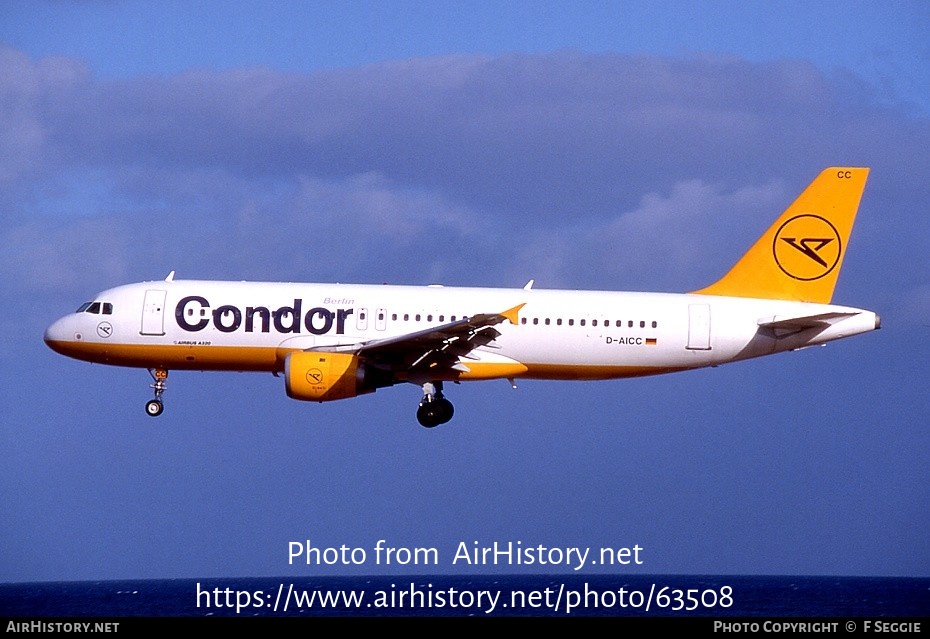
44 167 879 428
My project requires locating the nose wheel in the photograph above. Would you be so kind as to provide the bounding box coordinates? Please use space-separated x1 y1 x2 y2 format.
146 368 168 417
416 381 454 428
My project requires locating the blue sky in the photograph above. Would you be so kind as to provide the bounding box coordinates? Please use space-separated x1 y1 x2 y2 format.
1 1 928 584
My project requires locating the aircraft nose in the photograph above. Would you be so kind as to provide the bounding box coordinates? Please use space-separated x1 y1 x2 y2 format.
44 317 64 344
44 315 82 352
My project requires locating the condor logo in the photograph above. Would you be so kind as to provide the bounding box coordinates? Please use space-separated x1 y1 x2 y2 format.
772 214 842 281
175 296 354 335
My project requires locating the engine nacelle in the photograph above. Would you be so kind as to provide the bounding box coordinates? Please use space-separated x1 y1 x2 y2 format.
285 351 367 402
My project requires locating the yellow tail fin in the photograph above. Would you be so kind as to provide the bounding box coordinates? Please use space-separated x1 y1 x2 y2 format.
692 167 869 303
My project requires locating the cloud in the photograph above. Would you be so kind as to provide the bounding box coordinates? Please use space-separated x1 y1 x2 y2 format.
0 46 87 188
1 46 928 303
505 176 789 292
0 216 130 293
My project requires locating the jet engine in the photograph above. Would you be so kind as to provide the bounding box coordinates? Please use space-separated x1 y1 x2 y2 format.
284 351 391 401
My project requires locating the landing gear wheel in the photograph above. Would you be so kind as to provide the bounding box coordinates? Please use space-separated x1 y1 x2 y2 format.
417 401 452 428
145 399 164 417
417 381 455 428
146 368 169 417
417 403 440 428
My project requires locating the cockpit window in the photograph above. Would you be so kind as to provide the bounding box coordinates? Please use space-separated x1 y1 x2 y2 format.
76 301 113 314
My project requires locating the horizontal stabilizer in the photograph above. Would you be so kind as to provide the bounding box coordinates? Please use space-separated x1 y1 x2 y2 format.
758 312 857 331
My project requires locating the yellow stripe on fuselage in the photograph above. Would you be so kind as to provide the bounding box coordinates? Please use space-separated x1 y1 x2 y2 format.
44 339 681 380
44 340 285 372
515 363 688 380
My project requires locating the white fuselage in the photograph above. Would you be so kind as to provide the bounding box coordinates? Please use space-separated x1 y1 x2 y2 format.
44 279 880 382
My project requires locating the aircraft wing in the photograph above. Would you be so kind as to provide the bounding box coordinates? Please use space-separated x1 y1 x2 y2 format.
308 303 525 374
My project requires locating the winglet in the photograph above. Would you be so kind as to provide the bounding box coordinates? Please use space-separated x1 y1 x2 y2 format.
501 303 526 325
692 167 869 303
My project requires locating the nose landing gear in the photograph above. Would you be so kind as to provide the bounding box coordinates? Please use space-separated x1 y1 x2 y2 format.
416 381 454 428
145 368 168 417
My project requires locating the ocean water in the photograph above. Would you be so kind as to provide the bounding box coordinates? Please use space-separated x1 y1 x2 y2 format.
1 575 928 618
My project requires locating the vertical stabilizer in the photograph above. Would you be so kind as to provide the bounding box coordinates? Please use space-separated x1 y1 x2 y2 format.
692 167 869 303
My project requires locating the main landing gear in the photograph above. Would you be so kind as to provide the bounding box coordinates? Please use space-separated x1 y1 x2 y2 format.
145 368 168 417
416 381 454 428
